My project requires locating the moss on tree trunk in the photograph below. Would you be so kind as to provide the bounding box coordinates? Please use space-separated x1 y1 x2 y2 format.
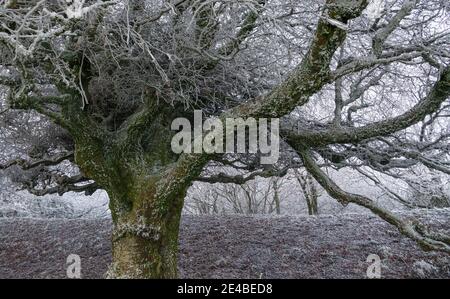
74 146 186 278
108 212 182 278
106 183 185 279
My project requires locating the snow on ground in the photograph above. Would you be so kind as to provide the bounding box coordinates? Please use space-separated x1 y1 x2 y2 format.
0 209 449 279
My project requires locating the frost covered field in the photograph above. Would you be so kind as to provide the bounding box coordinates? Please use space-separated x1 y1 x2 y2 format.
1 210 449 279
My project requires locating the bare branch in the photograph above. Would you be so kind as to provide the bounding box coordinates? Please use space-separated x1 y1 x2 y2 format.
230 0 370 118
372 0 419 56
197 167 289 185
285 65 450 146
26 181 99 196
299 148 450 253
0 152 74 170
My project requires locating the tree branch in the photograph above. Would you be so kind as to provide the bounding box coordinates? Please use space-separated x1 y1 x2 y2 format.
0 152 74 170
197 167 289 185
229 0 370 118
26 181 99 196
285 64 450 147
299 148 450 253
372 0 419 56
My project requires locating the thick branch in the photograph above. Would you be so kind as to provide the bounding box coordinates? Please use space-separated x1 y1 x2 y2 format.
26 181 99 196
197 167 289 185
299 148 450 253
285 65 450 147
0 152 74 170
229 0 369 118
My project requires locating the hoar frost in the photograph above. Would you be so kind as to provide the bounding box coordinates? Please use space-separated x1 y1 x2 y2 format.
365 0 385 22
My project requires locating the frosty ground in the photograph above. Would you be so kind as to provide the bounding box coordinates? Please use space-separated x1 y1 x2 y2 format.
0 210 449 279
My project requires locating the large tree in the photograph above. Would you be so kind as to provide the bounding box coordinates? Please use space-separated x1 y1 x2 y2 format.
1 0 450 278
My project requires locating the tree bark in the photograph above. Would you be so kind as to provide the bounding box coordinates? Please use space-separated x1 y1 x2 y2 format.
69 106 206 278
108 212 182 278
106 184 185 279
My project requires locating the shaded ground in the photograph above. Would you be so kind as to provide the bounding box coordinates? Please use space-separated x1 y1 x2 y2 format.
0 210 449 278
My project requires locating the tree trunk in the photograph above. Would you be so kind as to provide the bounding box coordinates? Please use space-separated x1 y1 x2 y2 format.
273 180 281 215
105 178 186 279
306 197 313 216
311 196 318 215
72 120 206 279
309 175 319 215
108 213 182 278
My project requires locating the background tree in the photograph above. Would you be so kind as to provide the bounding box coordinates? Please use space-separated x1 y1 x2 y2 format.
293 169 320 215
1 0 450 278
186 176 286 215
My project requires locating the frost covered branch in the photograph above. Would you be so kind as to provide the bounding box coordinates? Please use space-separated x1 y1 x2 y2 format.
299 148 450 254
0 152 74 170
